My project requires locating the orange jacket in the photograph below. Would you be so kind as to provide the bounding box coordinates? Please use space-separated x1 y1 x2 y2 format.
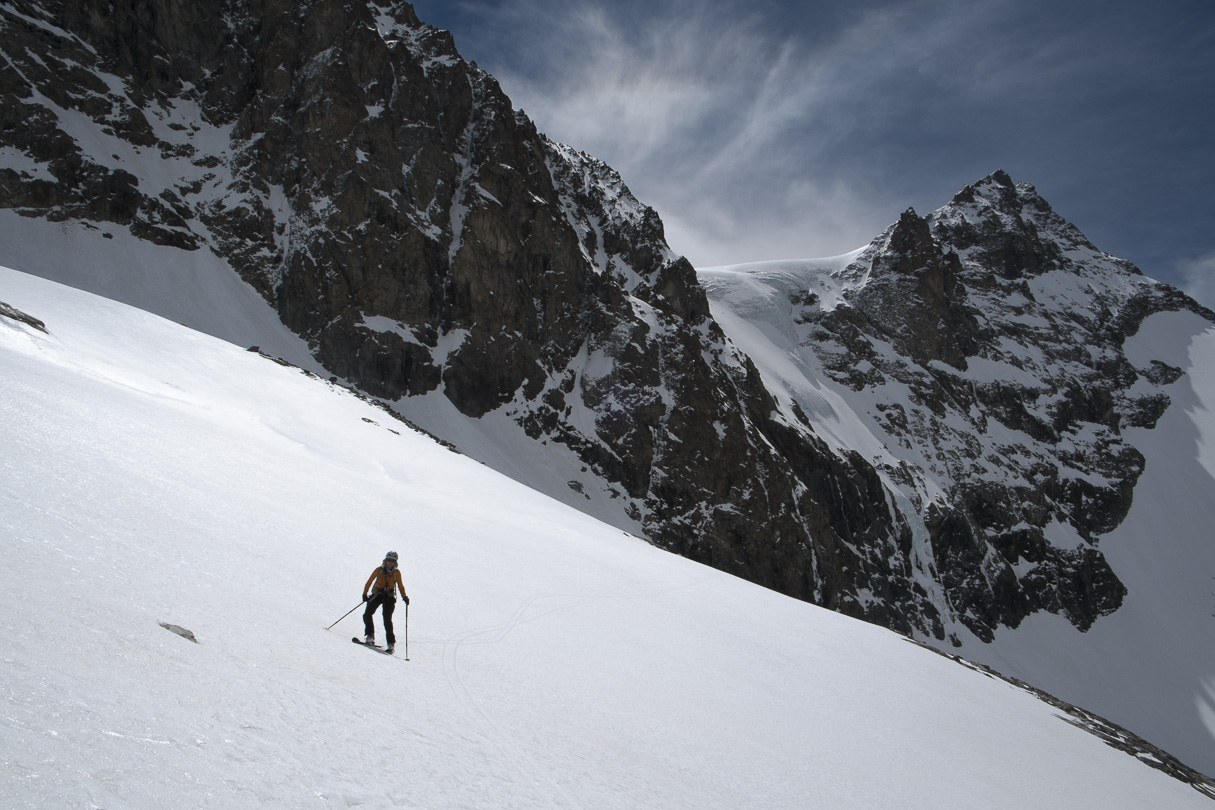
364 566 408 602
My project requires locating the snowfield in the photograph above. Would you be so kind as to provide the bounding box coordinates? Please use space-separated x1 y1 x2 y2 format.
1 267 1210 808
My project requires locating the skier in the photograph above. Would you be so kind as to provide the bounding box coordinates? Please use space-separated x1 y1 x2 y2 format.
362 550 410 654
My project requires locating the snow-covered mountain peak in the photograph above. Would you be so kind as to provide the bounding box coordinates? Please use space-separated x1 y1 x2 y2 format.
704 171 1213 644
927 169 1141 283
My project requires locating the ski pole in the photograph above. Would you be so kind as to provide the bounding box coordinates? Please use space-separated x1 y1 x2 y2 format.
404 601 409 661
326 600 364 631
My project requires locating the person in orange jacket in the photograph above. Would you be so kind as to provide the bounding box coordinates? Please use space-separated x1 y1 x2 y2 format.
362 550 410 654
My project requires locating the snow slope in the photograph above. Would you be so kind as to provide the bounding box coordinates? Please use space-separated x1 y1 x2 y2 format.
1 267 1209 808
0 210 319 372
700 255 1215 777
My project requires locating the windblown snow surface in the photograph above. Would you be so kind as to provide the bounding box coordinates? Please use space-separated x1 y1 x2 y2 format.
1 267 1209 808
0 210 319 372
700 254 1215 781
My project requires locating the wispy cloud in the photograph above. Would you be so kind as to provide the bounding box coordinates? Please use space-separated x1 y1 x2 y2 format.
429 0 1215 278
1179 253 1215 312
463 0 946 263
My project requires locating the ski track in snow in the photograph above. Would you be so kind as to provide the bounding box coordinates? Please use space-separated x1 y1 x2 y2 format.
439 589 619 810
431 577 715 809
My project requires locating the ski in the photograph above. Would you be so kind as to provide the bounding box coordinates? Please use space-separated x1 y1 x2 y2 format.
352 637 394 655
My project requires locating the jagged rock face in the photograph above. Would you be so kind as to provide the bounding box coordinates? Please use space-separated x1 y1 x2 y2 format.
522 143 937 633
781 170 1213 640
855 207 980 370
0 0 580 409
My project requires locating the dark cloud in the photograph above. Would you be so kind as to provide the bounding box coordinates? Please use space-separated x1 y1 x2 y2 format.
411 0 1215 301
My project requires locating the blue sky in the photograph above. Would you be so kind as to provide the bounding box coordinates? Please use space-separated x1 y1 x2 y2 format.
410 0 1215 304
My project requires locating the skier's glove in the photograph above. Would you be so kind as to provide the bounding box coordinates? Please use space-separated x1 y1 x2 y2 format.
362 593 369 602
404 596 410 606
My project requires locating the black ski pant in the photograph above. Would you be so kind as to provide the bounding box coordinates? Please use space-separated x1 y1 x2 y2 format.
363 592 397 645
